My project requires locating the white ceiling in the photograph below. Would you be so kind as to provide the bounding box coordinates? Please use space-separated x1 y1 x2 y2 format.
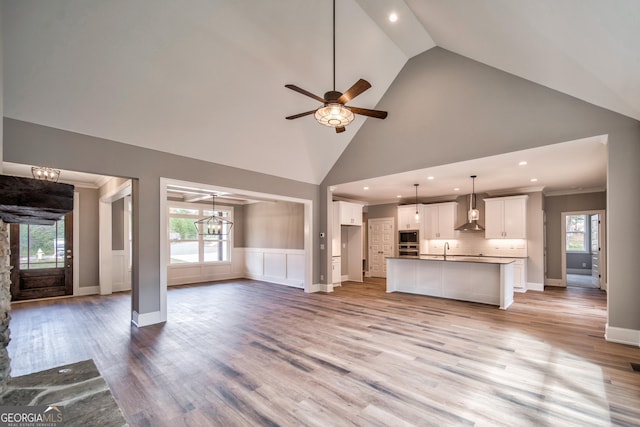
3 1 638 190
331 135 608 205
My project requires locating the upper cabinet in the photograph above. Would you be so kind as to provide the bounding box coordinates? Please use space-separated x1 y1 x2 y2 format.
484 195 528 239
335 201 363 226
423 202 458 239
397 205 422 231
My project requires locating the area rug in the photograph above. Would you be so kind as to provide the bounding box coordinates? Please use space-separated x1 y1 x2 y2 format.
0 359 128 426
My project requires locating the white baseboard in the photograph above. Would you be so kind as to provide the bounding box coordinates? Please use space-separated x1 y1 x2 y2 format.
567 268 591 275
545 278 564 287
132 310 165 327
75 285 100 296
605 324 640 347
244 273 303 289
527 282 544 292
319 283 334 292
307 283 322 293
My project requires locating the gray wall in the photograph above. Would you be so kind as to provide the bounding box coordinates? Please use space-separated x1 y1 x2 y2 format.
76 187 99 288
111 197 125 251
567 253 592 271
4 118 318 318
321 47 640 332
242 201 304 249
545 192 606 279
367 203 397 220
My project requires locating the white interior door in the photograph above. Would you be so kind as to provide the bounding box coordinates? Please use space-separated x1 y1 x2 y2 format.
368 218 394 278
591 214 601 287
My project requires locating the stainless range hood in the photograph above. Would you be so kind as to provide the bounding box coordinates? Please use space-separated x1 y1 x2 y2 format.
455 175 485 232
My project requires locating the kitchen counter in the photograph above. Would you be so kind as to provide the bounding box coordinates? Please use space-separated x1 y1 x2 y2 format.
387 256 515 309
390 255 516 264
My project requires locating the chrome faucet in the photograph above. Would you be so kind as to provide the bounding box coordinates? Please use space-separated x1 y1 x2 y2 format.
444 242 450 260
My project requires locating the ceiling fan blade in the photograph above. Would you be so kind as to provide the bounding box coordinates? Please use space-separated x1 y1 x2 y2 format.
349 106 388 119
286 110 316 120
337 79 371 104
285 84 326 103
335 126 346 134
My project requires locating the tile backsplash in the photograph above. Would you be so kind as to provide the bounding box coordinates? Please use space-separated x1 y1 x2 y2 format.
422 231 527 258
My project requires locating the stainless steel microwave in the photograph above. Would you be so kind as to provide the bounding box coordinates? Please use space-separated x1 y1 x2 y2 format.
399 230 419 243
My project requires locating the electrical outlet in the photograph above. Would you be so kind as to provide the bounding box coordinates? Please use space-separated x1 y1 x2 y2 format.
320 274 324 281
320 243 325 250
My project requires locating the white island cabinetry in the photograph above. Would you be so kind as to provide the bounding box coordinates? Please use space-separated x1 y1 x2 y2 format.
387 256 515 309
484 195 528 239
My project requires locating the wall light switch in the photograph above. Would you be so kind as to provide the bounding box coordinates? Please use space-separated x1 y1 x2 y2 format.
320 243 325 250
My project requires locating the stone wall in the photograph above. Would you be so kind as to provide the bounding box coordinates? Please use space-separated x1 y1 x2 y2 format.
0 220 11 394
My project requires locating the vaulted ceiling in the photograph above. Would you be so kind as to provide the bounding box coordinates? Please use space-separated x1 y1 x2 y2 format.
3 1 639 185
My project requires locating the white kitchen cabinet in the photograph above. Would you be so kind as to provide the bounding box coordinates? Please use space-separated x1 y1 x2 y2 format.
484 195 528 239
512 258 526 292
335 201 363 226
423 202 457 239
397 205 422 231
332 257 341 286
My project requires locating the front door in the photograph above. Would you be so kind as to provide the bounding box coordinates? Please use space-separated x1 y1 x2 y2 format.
10 214 73 301
368 218 394 278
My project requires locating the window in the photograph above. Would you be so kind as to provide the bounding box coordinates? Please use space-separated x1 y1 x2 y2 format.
169 202 233 264
19 219 66 269
566 214 588 252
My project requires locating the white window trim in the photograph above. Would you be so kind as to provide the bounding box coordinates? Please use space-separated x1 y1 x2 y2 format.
565 214 589 254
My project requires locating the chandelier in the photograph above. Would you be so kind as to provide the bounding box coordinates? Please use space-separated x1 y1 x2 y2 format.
194 195 234 236
31 166 60 183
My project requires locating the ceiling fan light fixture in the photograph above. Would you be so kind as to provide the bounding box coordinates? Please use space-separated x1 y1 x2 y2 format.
315 103 354 127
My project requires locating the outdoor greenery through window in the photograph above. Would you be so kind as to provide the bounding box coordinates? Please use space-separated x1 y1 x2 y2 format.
566 214 588 252
169 203 232 264
19 219 65 269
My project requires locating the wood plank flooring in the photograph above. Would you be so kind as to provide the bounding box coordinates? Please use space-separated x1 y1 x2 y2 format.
7 278 640 426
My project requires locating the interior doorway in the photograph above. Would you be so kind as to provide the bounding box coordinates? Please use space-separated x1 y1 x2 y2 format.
561 210 606 290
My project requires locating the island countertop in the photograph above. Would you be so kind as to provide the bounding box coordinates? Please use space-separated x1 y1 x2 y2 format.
388 255 516 264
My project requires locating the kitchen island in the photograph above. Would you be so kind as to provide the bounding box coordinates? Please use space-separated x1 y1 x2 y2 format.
386 256 515 309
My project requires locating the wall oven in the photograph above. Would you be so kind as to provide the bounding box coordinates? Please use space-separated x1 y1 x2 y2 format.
398 230 419 257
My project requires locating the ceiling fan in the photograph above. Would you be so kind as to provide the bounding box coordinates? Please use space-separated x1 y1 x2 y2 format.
285 0 388 133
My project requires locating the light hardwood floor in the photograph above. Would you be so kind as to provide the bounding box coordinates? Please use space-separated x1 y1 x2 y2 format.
7 278 640 426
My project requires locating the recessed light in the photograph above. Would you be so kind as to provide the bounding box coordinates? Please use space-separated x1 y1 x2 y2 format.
530 178 538 182
453 188 460 191
389 12 398 22
519 161 528 166
427 176 434 180
363 186 369 190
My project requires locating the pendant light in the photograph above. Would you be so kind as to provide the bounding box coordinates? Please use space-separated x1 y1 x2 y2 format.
414 183 420 221
194 194 234 237
468 175 480 221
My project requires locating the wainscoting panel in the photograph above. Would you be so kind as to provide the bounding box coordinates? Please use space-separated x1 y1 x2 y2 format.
244 248 304 289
